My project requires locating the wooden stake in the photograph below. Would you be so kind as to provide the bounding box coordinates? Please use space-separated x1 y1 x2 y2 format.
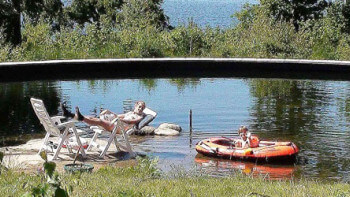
190 109 192 147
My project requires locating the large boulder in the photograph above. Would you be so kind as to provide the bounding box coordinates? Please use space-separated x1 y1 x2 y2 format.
134 126 156 135
154 128 180 136
158 123 182 132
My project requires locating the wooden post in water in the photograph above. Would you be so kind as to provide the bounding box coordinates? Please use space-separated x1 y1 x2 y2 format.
190 109 192 147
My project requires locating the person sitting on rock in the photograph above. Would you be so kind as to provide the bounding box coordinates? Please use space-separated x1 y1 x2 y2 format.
61 101 146 133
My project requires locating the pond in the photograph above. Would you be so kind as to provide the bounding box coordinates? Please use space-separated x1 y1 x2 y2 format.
1 78 350 182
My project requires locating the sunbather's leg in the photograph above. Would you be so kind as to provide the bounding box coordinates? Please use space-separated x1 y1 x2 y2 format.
62 105 119 132
83 117 115 132
75 107 115 132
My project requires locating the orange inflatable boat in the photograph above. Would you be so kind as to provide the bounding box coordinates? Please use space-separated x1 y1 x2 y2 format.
195 136 299 162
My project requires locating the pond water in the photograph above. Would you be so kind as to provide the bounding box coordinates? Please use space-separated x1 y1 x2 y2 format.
1 78 350 182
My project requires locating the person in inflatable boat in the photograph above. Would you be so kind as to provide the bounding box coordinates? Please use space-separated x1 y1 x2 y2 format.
236 126 259 148
61 101 146 133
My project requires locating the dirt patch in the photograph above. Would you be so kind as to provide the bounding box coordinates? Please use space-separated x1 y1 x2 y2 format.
0 137 140 174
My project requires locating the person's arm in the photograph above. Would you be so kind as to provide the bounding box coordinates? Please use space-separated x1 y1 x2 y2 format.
117 114 125 119
100 109 117 116
247 132 252 147
120 115 143 125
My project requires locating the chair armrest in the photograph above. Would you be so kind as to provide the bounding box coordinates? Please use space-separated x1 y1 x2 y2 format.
90 126 105 134
126 127 136 135
137 114 155 129
143 108 157 117
51 116 66 124
51 115 65 119
57 121 76 128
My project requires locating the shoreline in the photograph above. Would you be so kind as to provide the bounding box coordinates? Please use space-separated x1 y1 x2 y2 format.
2 58 350 82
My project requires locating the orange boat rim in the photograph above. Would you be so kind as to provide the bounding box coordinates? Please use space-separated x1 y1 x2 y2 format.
195 136 299 162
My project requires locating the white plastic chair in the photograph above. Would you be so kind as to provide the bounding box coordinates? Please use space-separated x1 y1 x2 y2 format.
87 108 157 158
30 98 86 160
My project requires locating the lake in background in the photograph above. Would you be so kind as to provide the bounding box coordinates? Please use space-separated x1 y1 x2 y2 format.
1 78 350 182
62 0 258 28
163 0 258 28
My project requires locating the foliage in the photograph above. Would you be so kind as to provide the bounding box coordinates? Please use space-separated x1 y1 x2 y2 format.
0 0 64 45
0 0 170 46
167 21 206 57
0 0 21 45
21 151 70 197
66 0 123 27
23 0 64 26
234 3 260 29
261 0 329 31
2 0 350 61
300 2 347 60
116 0 170 30
0 151 6 174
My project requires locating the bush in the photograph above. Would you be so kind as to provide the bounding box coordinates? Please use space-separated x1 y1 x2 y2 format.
3 1 350 61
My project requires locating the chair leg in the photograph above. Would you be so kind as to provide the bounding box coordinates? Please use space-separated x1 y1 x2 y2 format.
100 126 117 158
38 133 50 154
87 132 99 151
72 127 86 158
53 130 68 160
122 131 135 157
66 138 73 154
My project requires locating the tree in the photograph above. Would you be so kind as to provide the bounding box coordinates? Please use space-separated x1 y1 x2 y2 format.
117 0 171 30
261 0 329 31
342 1 350 33
0 0 64 45
66 0 171 30
0 0 21 45
66 0 123 27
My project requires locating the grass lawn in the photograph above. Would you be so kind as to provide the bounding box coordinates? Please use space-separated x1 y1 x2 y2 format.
0 157 349 197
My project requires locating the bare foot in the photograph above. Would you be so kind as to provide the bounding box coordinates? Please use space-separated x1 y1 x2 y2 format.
60 102 74 118
75 107 85 121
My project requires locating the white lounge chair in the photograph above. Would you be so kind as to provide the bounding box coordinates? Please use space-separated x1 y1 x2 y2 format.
87 108 157 158
30 98 86 160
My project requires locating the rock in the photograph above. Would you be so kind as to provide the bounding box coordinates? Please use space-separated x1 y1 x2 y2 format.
154 128 180 136
158 123 182 132
134 126 155 135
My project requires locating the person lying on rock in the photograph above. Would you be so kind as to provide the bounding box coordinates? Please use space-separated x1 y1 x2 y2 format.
61 101 146 133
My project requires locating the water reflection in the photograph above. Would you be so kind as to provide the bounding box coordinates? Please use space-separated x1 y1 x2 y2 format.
0 82 61 146
247 80 329 135
194 154 296 180
168 79 201 92
247 79 350 182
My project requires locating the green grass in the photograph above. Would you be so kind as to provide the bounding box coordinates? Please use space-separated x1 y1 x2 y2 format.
0 157 349 197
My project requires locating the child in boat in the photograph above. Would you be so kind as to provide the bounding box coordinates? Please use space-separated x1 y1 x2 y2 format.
236 126 259 148
236 126 251 148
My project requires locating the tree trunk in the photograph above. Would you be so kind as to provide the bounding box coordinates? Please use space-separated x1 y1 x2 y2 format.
10 0 21 45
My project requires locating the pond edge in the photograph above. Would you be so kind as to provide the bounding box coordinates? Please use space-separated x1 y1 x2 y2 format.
1 58 350 82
